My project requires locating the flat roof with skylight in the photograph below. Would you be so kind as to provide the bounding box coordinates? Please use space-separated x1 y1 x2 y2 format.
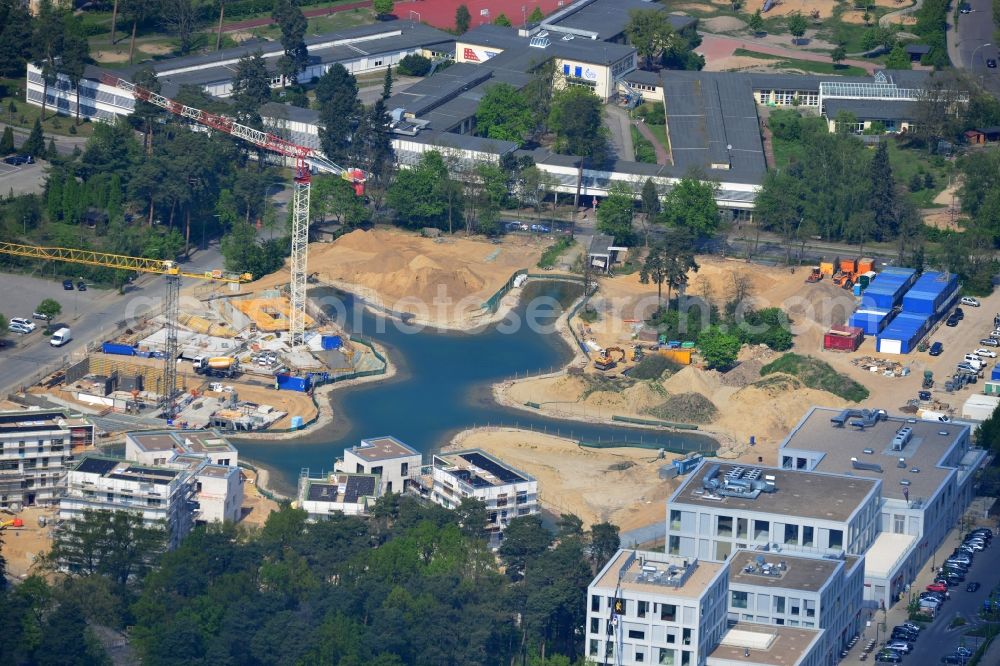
433 449 535 488
348 436 420 462
780 407 973 502
707 624 823 666
673 463 879 523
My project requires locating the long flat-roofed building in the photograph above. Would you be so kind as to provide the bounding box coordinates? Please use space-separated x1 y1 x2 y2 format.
431 448 537 541
126 428 238 468
727 551 865 665
666 463 882 562
335 435 421 494
0 408 94 509
779 406 985 606
586 549 728 666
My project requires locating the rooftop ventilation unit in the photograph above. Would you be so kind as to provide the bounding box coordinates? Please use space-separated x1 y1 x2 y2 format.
529 34 550 48
850 457 883 473
892 427 913 451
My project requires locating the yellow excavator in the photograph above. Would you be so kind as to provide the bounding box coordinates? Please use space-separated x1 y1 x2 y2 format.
594 346 626 371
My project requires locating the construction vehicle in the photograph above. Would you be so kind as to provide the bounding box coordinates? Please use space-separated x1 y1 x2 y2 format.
1 517 24 529
594 347 626 371
0 243 251 416
192 356 240 378
632 345 645 362
101 73 366 350
806 267 822 283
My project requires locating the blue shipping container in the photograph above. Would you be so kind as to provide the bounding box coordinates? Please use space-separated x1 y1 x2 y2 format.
860 275 910 310
321 335 343 350
849 309 893 336
290 416 304 430
879 267 919 289
992 367 1000 382
275 374 312 392
901 271 959 315
877 312 929 354
102 342 135 356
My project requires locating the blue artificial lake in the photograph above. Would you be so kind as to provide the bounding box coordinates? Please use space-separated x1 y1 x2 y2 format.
237 281 717 495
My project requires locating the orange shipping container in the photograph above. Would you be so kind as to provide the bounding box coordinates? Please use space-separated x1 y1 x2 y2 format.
840 258 857 274
658 348 692 365
857 257 875 274
819 262 835 276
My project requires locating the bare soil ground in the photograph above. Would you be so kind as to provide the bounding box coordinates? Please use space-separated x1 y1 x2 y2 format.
240 467 281 527
1 505 57 579
247 229 545 329
447 427 681 531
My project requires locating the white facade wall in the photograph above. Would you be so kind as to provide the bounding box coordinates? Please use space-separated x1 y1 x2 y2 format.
666 492 881 563
586 552 729 666
60 467 194 549
335 448 421 495
301 497 367 518
430 468 538 535
26 64 134 123
194 468 243 523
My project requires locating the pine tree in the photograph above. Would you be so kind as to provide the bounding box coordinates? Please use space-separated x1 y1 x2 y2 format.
0 126 13 154
869 141 896 240
22 118 45 157
47 137 57 160
455 4 471 34
382 65 393 100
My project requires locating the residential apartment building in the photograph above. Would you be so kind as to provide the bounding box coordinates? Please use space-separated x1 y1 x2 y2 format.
779 407 986 606
430 449 537 542
297 471 380 520
0 408 94 509
666 464 882 563
335 435 421 494
126 428 238 468
586 549 728 666
126 428 243 524
60 456 197 550
727 551 865 665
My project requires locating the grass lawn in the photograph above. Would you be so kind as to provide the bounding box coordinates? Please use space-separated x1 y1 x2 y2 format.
631 126 657 164
731 49 868 76
0 79 94 138
885 139 953 208
644 122 670 154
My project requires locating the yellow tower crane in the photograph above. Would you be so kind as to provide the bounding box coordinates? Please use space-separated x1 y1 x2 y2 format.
0 242 252 416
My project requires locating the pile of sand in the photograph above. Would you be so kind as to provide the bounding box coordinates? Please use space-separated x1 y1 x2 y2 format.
703 16 746 32
663 365 723 396
645 392 718 424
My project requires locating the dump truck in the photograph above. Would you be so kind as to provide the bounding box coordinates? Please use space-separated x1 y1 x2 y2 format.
193 356 240 378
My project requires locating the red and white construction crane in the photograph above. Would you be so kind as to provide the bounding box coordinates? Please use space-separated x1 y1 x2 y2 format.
101 73 365 347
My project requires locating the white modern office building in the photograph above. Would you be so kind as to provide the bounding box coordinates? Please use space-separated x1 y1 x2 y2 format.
60 455 197 550
666 464 882 563
705 623 825 666
779 407 986 607
125 428 239 468
727 550 865 665
0 408 94 509
586 549 728 666
430 449 537 541
335 435 422 495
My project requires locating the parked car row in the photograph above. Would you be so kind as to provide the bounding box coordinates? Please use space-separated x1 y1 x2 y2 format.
874 622 923 662
62 279 86 291
7 317 37 335
3 154 34 166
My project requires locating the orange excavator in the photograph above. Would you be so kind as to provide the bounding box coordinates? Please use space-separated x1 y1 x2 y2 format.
594 347 627 371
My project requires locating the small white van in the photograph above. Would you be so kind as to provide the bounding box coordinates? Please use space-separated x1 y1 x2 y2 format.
49 327 71 347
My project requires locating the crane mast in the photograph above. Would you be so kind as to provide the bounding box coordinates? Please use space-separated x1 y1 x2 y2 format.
0 243 251 416
100 73 363 347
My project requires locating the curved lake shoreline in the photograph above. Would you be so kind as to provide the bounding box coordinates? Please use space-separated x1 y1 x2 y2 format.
236 281 717 496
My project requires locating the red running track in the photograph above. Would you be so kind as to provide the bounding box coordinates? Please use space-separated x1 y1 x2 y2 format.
223 0 570 33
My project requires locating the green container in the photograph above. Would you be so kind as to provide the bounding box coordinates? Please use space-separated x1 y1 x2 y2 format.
681 341 696 349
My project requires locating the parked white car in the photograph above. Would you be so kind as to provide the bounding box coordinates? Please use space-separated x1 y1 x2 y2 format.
9 317 36 332
961 296 981 307
974 348 998 358
8 322 32 334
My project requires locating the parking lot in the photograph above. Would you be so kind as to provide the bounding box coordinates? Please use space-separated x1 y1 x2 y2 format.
0 158 46 196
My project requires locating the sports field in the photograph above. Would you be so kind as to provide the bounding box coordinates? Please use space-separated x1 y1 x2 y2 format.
398 0 566 30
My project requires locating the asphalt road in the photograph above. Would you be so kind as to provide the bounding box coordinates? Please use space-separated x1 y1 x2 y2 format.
917 534 1000 664
956 0 1000 95
0 244 224 396
0 159 46 196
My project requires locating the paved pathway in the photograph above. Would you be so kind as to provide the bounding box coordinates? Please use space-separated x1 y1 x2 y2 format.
880 0 925 27
699 33 878 74
632 119 669 165
604 104 635 162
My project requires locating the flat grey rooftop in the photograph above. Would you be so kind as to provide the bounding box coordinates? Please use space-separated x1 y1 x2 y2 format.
351 436 420 462
541 0 696 40
728 550 842 592
780 407 970 502
823 98 921 121
675 463 878 522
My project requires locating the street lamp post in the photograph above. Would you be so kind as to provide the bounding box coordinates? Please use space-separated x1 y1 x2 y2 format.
972 43 993 83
